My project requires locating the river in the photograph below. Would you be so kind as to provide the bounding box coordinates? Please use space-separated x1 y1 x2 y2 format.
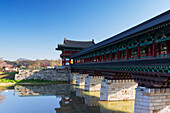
0 84 134 113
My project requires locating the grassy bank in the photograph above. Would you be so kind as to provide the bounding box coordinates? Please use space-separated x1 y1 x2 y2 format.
0 72 67 85
0 72 18 80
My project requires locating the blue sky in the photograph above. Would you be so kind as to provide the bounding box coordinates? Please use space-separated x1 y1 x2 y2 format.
0 0 170 61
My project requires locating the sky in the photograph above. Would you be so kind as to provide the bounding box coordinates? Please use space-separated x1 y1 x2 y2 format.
0 0 170 61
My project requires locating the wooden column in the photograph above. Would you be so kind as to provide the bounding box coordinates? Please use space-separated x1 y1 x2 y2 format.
167 40 170 54
137 45 141 59
129 49 131 58
123 51 125 58
107 54 110 60
113 52 115 60
64 58 66 65
146 47 149 57
119 51 122 59
159 43 161 55
104 54 106 62
126 48 129 60
152 41 156 57
110 52 112 61
96 56 98 62
117 50 120 61
150 45 153 56
100 55 102 62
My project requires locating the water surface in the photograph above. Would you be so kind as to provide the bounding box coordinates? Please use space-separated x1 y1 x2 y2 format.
0 84 134 113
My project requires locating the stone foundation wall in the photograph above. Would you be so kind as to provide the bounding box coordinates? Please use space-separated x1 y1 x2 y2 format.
134 86 170 113
76 74 88 86
84 76 104 91
100 79 138 101
15 67 71 82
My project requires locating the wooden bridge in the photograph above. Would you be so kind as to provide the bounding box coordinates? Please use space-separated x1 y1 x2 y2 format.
70 10 170 88
67 10 170 113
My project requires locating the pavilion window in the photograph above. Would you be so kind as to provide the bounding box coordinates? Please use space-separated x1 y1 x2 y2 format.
101 55 103 61
140 46 147 58
146 47 149 57
106 54 109 61
115 52 117 60
131 48 137 59
167 40 170 55
156 42 167 56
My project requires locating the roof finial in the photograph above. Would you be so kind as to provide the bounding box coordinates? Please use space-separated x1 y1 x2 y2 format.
92 39 94 43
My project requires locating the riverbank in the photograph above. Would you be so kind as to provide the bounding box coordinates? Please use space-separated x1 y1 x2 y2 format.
0 72 68 86
0 79 68 86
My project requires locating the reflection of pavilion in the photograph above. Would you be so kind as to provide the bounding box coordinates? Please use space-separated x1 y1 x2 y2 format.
55 97 73 113
55 90 101 113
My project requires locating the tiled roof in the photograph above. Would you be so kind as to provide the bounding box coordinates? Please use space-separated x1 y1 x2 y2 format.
56 38 95 49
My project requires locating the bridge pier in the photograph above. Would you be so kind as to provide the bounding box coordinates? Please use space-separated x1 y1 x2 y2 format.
70 73 77 84
134 86 170 113
84 76 104 91
100 79 138 101
76 74 88 86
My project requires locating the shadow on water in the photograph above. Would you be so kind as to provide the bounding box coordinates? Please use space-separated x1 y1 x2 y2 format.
0 84 134 113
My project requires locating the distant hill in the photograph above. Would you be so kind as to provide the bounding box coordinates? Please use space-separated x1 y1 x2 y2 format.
17 58 30 61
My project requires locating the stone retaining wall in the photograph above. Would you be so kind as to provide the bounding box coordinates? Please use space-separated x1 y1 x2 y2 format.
15 67 71 82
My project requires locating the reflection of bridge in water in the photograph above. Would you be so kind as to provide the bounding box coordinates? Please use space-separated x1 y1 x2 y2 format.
14 84 170 113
